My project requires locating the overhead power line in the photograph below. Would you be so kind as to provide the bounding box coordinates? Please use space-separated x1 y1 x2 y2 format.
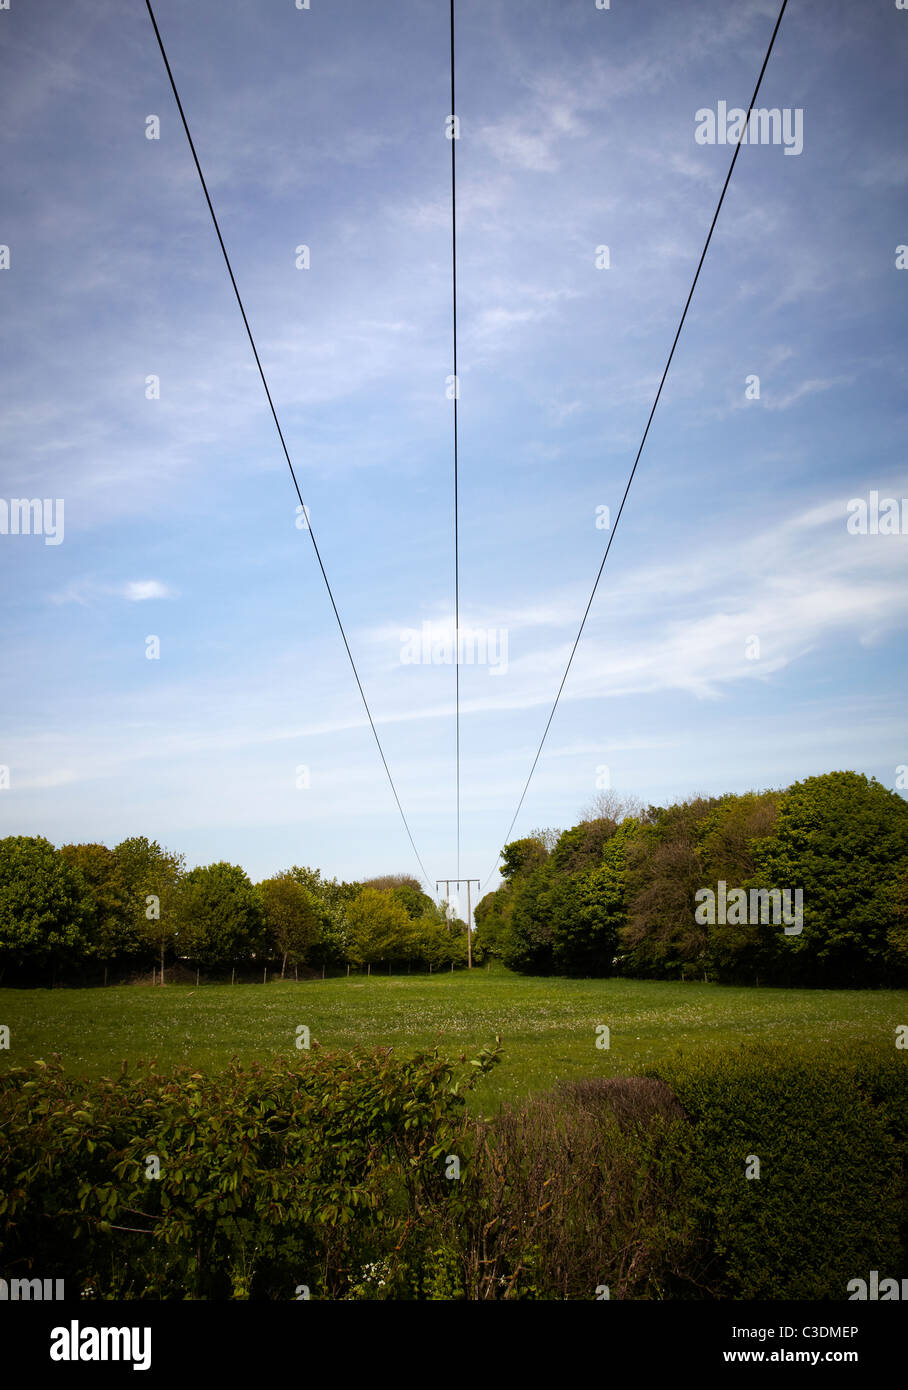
481 0 791 891
144 0 433 890
450 0 462 880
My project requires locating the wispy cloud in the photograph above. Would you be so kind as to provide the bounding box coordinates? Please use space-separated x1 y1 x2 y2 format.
50 578 176 605
762 377 849 412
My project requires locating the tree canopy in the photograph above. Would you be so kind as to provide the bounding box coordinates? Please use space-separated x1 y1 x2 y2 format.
477 773 908 987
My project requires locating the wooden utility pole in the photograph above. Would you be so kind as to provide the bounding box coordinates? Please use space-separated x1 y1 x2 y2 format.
436 878 480 969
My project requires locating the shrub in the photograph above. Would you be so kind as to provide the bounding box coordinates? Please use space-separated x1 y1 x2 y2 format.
458 1076 701 1299
648 1043 907 1299
0 1042 501 1300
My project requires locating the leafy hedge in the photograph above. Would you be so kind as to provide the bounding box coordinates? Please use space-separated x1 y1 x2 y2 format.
1 1041 905 1299
646 1043 908 1299
0 1043 500 1299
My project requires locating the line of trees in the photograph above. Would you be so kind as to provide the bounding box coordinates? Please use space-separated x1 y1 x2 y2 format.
474 772 908 987
0 841 471 985
4 770 904 989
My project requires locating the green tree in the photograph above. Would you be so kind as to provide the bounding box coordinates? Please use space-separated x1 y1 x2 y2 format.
361 873 423 895
550 818 618 876
390 883 436 920
59 842 137 967
473 888 511 960
550 818 640 975
502 864 556 974
477 834 554 968
345 888 411 971
259 872 321 976
0 836 89 978
621 798 721 979
403 901 469 971
884 866 908 978
750 772 908 985
696 791 783 983
174 862 263 970
500 836 550 881
287 865 359 969
114 837 185 976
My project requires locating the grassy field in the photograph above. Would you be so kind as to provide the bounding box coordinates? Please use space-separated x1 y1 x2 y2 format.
1 966 904 1111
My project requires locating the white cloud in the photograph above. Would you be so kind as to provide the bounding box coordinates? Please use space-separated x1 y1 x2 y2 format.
122 580 174 602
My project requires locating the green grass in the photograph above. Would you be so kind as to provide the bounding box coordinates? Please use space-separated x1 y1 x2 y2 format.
1 965 904 1111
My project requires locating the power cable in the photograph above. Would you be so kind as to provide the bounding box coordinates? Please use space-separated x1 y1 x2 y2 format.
449 0 462 878
144 0 433 890
481 0 790 891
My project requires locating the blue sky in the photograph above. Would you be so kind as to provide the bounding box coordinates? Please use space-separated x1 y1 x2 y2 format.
1 0 906 902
